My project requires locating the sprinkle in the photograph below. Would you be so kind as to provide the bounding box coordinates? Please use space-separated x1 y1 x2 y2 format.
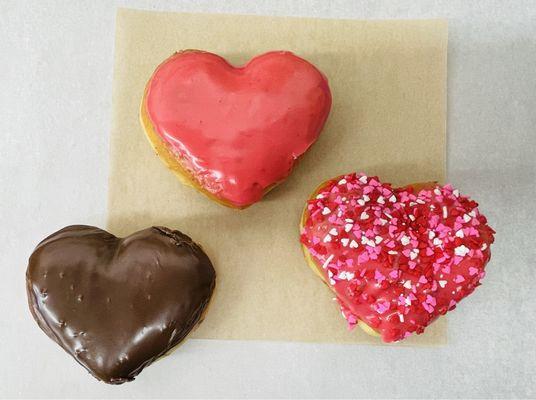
322 207 331 215
403 280 412 289
377 196 385 204
323 234 332 243
434 188 441 195
389 195 397 203
388 250 398 255
454 245 470 257
374 301 391 314
358 175 368 184
438 280 447 288
463 214 472 222
399 314 405 322
340 238 349 247
375 236 383 244
329 228 338 236
357 199 365 206
481 243 488 250
345 218 354 223
360 211 369 220
349 240 359 249
344 223 353 232
363 195 370 202
400 235 411 246
455 229 465 238
409 214 416 221
428 231 436 239
321 254 334 269
433 238 443 247
442 206 448 219
410 249 419 260
316 194 324 199
453 189 459 197
469 267 479 276
338 178 347 185
418 275 428 284
455 275 465 283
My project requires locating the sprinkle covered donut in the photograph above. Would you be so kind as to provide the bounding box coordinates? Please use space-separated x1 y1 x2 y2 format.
300 173 495 342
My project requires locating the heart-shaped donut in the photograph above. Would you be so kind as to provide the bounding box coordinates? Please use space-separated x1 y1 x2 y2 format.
300 173 495 342
141 50 332 208
26 225 215 384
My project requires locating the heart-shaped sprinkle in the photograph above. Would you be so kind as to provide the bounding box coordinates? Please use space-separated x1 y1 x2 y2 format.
143 50 332 208
300 173 495 342
26 226 216 383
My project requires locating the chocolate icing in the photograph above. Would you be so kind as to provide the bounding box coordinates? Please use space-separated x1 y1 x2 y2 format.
26 225 216 384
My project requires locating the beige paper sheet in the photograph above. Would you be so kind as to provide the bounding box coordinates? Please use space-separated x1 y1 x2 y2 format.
108 8 447 345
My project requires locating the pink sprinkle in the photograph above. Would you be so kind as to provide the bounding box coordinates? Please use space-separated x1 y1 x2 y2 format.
374 301 391 314
363 186 373 194
389 270 399 279
312 236 320 245
408 261 417 269
442 265 451 274
357 252 369 265
328 214 337 223
469 267 479 276
426 247 435 256
448 299 457 309
453 256 464 266
455 275 465 283
345 258 354 267
374 270 386 284
426 294 437 306
419 275 428 284
422 302 434 313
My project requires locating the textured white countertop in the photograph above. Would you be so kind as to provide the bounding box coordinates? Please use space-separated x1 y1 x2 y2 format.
1 1 535 398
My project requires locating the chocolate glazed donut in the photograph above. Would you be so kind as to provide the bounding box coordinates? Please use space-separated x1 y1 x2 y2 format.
26 225 216 384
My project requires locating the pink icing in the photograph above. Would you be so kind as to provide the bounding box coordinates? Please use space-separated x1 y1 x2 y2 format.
300 173 495 342
145 50 332 207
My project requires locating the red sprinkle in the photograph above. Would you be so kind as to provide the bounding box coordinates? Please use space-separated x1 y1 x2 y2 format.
300 173 495 342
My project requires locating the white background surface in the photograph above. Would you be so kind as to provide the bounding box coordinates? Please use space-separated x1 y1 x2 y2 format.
1 1 535 398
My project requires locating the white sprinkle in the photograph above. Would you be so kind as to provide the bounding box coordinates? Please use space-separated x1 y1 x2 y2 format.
409 214 416 221
388 250 398 255
379 218 388 225
359 175 368 184
375 236 383 244
345 218 354 223
399 314 405 323
344 223 353 232
405 297 412 306
453 189 459 197
322 254 334 269
360 211 369 220
434 188 441 195
401 235 411 246
410 249 419 260
363 195 370 202
442 206 448 219
366 239 376 248
469 211 476 218
416 199 426 204
438 280 447 288
339 271 355 281
349 240 359 249
329 278 336 285
328 270 333 277
463 214 471 222
329 228 338 236
357 199 365 206
429 231 436 240
409 202 417 206
384 212 393 219
389 195 397 203
337 211 343 217
316 194 324 199
377 196 385 204
361 236 368 245
403 280 412 289
340 238 349 247
455 229 464 238
455 245 470 257
433 237 443 247
481 243 488 251
323 234 332 243
322 207 331 215
338 178 347 185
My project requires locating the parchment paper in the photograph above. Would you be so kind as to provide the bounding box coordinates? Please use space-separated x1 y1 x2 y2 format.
108 8 447 345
